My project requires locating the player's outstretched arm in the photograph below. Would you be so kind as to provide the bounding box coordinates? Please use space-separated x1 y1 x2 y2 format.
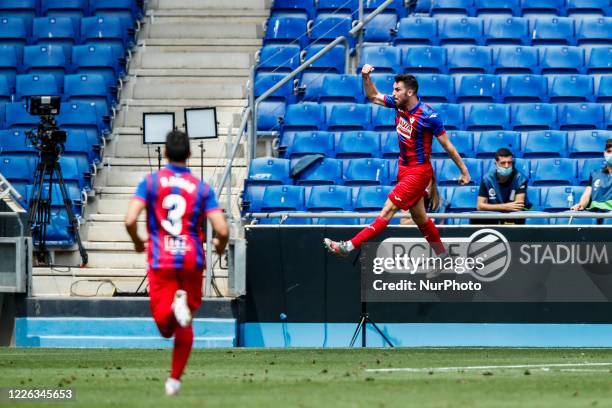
125 198 146 252
208 209 229 255
436 133 471 185
362 64 386 106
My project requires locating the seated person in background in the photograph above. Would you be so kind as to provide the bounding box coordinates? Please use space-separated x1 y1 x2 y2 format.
401 174 445 225
571 139 612 212
476 148 529 224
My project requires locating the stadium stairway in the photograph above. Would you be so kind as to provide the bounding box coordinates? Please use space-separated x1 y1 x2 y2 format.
31 0 267 297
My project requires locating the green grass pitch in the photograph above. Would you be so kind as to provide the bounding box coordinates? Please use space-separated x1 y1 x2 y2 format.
1 348 611 407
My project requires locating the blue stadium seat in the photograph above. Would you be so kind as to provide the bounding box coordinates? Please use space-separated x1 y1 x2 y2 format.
549 217 599 225
0 75 10 104
364 0 406 17
530 17 574 46
439 17 483 45
511 103 557 131
532 158 578 186
247 157 291 185
41 0 88 19
0 129 35 155
371 104 396 130
22 45 68 88
437 158 482 185
43 208 76 245
395 17 438 46
325 103 371 131
548 75 594 103
359 45 401 73
519 0 565 16
569 129 611 158
90 0 139 32
475 130 521 157
320 74 363 102
271 0 315 18
447 185 480 212
313 217 361 225
0 1 36 28
381 131 400 158
295 157 342 185
0 45 19 90
306 185 352 211
0 17 27 58
608 104 612 130
446 46 492 74
400 46 447 74
482 156 531 177
300 72 329 102
256 101 285 132
32 17 77 57
4 102 38 129
56 101 104 139
501 74 547 102
63 74 112 115
342 158 389 185
541 186 585 211
14 74 60 101
429 103 464 130
335 131 381 158
310 15 353 47
578 157 605 184
416 74 455 103
492 45 539 74
576 17 612 46
26 183 85 218
255 44 301 74
0 154 35 195
540 46 585 74
585 47 612 74
474 0 520 16
284 131 334 158
483 16 529 45
522 130 568 158
72 44 120 92
353 185 393 211
363 14 397 43
558 103 605 130
432 130 474 157
260 185 305 212
369 73 394 95
264 15 308 48
66 127 99 164
430 0 473 16
302 44 347 74
566 0 610 16
596 76 612 103
316 0 358 17
55 156 88 191
456 74 500 103
526 187 541 210
81 16 129 53
254 73 294 102
283 102 324 131
465 103 510 130
242 184 266 213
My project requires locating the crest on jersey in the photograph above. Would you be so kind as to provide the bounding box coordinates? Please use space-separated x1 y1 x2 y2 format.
397 116 413 139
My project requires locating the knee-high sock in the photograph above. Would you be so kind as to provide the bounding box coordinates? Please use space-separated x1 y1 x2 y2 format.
171 325 194 380
417 218 445 256
350 216 390 248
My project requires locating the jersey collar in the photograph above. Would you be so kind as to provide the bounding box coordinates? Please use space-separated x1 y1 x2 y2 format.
165 163 191 173
408 98 421 115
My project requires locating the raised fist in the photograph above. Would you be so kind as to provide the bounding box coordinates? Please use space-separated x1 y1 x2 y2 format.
361 64 375 76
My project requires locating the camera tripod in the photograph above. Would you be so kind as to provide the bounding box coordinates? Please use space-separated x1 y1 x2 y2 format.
27 148 88 266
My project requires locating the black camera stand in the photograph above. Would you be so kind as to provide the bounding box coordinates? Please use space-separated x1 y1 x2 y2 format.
349 301 394 348
27 137 88 266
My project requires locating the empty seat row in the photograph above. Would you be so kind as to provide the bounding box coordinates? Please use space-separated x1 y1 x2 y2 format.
257 101 612 132
257 73 612 104
271 0 407 19
246 156 608 189
423 0 611 17
279 129 611 159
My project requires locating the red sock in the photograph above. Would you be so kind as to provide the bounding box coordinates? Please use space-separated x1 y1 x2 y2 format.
170 325 194 380
350 216 390 248
417 218 445 256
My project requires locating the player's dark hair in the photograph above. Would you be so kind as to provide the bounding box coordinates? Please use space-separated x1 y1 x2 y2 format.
394 74 418 94
606 139 612 150
495 147 513 161
165 130 191 162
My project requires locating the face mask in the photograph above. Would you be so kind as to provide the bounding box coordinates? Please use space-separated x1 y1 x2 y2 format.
497 165 512 177
605 153 612 166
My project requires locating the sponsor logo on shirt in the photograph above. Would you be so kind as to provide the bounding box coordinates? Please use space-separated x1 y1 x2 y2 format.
164 235 191 255
397 116 413 139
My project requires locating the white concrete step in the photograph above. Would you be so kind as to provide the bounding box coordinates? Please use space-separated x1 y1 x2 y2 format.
97 166 243 188
104 157 247 168
138 51 254 69
140 38 261 47
131 68 251 77
131 77 246 100
148 22 261 40
148 9 269 18
152 0 269 10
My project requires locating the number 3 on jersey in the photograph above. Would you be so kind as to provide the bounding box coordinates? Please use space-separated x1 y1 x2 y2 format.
161 194 186 236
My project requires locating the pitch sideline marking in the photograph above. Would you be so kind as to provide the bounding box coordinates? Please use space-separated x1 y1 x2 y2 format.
366 362 612 373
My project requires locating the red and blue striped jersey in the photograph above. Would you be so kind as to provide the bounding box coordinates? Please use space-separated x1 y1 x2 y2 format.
133 164 220 272
383 96 446 167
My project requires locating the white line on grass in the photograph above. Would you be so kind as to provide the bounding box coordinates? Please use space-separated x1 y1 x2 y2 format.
366 362 612 373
